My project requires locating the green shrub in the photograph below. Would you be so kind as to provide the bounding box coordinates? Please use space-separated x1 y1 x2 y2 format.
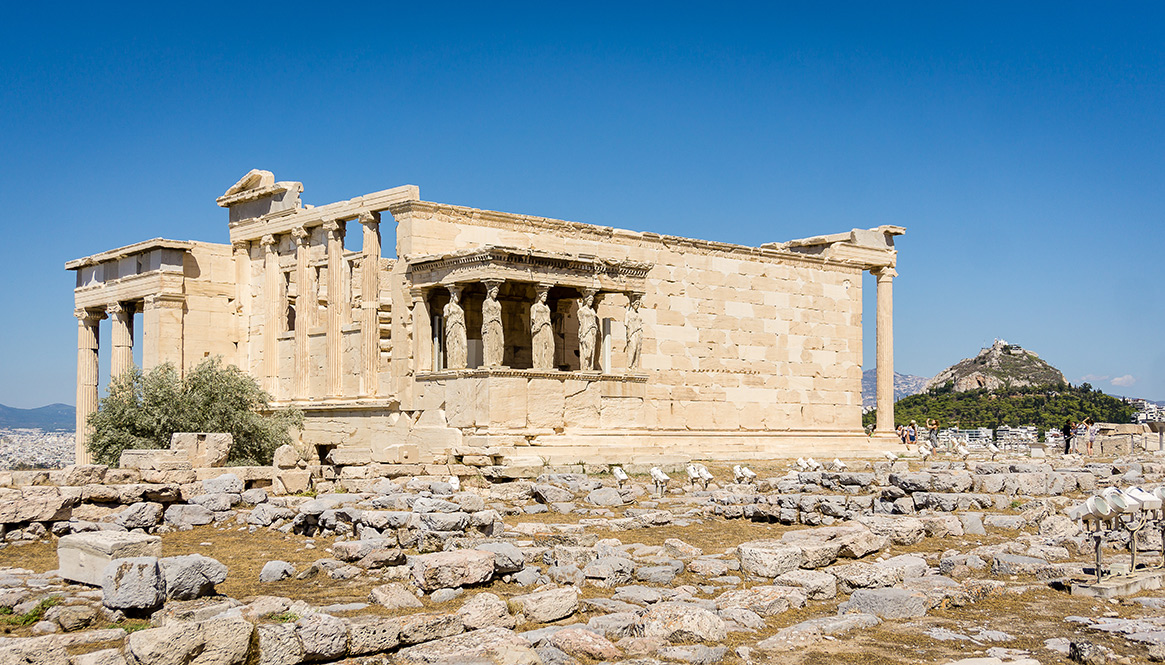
88 357 303 466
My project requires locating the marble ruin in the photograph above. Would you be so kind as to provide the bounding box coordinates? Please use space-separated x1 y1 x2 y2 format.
67 170 904 468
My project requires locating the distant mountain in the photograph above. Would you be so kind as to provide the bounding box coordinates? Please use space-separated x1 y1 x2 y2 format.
862 370 930 407
924 339 1065 393
0 403 75 431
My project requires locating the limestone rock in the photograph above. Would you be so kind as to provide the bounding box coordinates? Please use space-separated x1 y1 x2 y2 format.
370 583 423 609
411 550 495 591
640 601 728 642
164 504 214 529
115 502 163 530
714 585 807 616
125 616 253 665
509 587 579 623
58 531 162 586
295 612 348 661
585 488 624 507
202 473 244 495
256 622 305 665
774 569 837 600
838 587 928 619
394 626 540 665
476 542 527 573
259 561 296 583
347 615 402 656
397 612 464 645
158 554 227 600
546 627 622 660
102 557 164 610
737 540 802 577
458 592 517 630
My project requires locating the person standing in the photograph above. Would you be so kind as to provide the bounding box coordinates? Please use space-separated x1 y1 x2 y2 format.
1084 418 1098 456
897 424 907 447
1062 419 1076 455
906 420 918 448
927 418 939 450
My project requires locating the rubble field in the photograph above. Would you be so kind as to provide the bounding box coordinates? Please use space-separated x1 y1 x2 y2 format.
0 454 1163 665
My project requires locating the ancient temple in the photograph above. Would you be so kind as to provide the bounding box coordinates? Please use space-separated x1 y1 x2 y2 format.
67 170 903 467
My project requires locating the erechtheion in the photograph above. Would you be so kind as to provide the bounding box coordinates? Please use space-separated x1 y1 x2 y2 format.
67 170 903 468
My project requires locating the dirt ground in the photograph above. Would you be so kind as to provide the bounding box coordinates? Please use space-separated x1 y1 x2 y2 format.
3 512 1159 664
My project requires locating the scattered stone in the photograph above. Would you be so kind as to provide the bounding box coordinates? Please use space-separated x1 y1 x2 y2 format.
260 561 296 583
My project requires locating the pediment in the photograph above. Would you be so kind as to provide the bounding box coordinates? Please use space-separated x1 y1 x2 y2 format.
222 169 275 198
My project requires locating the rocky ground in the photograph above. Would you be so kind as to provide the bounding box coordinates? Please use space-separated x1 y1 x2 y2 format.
0 454 1163 665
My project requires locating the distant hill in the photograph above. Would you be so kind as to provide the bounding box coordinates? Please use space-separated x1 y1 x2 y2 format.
0 403 75 431
862 370 930 407
924 339 1065 393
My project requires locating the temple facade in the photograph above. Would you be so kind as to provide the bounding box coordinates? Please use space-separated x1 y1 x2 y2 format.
67 170 903 468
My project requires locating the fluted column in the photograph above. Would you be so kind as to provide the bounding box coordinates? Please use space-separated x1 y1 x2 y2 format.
359 212 381 396
74 309 105 465
873 267 897 434
261 234 279 394
411 289 431 373
324 219 345 397
108 302 134 381
232 241 251 370
292 227 310 399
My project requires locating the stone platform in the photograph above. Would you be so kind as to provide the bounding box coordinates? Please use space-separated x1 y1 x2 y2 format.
1070 570 1164 599
57 531 162 586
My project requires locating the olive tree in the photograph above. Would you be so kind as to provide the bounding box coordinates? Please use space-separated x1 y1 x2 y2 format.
87 357 303 466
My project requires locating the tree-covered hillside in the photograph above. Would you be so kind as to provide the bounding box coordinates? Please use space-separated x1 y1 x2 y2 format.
863 383 1135 431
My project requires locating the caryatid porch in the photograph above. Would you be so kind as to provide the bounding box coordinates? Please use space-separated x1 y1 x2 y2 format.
405 246 651 377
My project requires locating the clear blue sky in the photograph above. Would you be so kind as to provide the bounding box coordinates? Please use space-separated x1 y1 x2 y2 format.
1 2 1162 408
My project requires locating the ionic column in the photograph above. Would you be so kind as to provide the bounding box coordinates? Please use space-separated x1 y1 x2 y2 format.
261 234 279 394
323 219 345 397
411 289 432 373
292 227 310 399
74 309 105 465
232 240 251 370
359 212 381 396
108 301 134 381
873 267 897 434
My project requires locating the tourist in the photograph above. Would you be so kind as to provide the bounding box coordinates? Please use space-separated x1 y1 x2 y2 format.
1081 418 1097 456
926 418 939 450
1062 419 1076 455
897 424 907 447
906 420 918 448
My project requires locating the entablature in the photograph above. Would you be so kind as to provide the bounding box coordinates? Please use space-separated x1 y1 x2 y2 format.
406 246 652 294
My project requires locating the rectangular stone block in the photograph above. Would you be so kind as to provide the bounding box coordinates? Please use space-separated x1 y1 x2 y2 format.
57 531 162 586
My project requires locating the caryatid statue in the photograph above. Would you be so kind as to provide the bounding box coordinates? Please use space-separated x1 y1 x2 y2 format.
577 290 599 371
625 293 643 371
443 285 467 369
531 285 554 370
482 280 504 368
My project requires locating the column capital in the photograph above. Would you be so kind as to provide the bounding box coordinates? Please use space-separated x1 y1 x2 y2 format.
144 293 185 309
106 301 135 317
410 287 427 303
231 240 250 252
260 234 277 249
358 210 380 226
74 308 106 323
872 266 898 281
322 218 344 238
291 226 310 244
